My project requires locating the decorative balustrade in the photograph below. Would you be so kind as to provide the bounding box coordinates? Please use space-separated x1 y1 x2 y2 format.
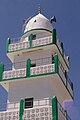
3 68 26 80
30 64 55 76
32 36 52 47
8 41 30 52
8 36 52 52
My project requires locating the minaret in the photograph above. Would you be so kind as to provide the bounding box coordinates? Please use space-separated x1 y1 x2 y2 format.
0 10 73 120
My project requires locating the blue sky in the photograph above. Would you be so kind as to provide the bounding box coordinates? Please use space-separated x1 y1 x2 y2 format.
0 0 80 119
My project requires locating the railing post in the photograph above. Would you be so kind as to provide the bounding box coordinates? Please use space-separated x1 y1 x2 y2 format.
52 96 58 120
29 34 33 48
52 29 56 44
54 54 58 73
6 38 10 53
0 63 4 81
19 98 24 120
60 42 64 57
26 59 31 77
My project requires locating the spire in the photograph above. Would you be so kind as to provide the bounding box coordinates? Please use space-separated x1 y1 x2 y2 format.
38 4 41 14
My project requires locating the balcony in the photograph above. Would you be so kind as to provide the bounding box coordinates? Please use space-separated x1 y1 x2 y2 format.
0 97 71 120
6 29 69 70
0 55 73 99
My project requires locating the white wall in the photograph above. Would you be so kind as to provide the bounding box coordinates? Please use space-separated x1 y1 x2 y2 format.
8 75 67 105
13 49 53 69
8 78 54 103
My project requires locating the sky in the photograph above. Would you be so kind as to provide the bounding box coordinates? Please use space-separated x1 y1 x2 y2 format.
0 0 80 119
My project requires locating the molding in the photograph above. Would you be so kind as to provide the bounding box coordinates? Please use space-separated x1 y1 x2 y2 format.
23 28 52 36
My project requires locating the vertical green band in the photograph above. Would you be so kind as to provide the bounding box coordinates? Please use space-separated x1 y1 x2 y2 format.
26 59 31 77
0 63 4 81
19 98 24 120
52 29 56 44
6 38 10 53
29 34 33 48
54 54 58 73
52 96 58 120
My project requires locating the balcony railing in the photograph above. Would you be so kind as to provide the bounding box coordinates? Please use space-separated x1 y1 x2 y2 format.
32 36 52 47
8 36 52 52
0 98 71 120
1 55 73 99
30 64 55 76
3 68 26 80
8 41 30 52
7 31 69 68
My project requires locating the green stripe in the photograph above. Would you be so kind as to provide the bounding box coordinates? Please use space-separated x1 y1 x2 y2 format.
0 63 4 81
19 98 24 120
52 29 56 44
54 54 58 73
23 28 52 36
52 96 58 120
26 59 31 77
6 38 10 53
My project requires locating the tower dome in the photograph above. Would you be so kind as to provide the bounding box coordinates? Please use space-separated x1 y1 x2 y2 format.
23 13 53 33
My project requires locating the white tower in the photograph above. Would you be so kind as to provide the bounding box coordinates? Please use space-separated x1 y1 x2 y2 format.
0 10 73 120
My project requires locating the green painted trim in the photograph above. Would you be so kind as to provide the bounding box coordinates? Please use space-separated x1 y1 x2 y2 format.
29 34 33 47
23 28 52 36
2 76 26 81
30 71 57 78
26 59 31 77
0 63 4 81
8 41 52 53
54 54 58 73
58 72 74 99
1 71 56 82
6 38 10 53
52 96 58 120
52 29 56 44
19 98 24 120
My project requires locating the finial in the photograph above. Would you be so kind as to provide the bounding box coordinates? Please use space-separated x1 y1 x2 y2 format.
38 4 41 14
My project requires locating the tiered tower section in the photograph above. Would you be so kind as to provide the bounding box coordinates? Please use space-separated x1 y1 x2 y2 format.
0 13 73 120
